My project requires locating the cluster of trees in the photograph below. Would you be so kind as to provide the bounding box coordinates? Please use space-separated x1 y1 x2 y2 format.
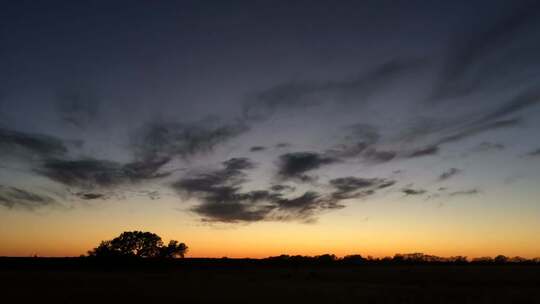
264 253 540 265
87 231 539 265
87 231 187 259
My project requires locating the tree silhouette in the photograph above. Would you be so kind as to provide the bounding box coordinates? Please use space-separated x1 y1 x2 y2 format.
159 240 188 258
87 231 188 258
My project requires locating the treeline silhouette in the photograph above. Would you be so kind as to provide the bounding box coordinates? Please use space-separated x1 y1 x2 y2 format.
261 253 540 265
80 231 540 265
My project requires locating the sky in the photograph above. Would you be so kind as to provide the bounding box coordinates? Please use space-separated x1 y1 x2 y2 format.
1 0 540 258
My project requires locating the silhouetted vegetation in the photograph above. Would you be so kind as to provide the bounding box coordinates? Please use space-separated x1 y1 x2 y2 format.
262 253 540 265
87 231 187 259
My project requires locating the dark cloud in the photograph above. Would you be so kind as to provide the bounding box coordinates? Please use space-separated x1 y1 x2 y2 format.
243 58 427 120
194 199 274 223
430 2 540 102
449 189 480 196
222 157 255 172
37 159 122 188
173 157 349 223
436 118 521 146
402 188 427 196
0 185 56 210
477 88 540 124
275 191 343 214
75 192 106 200
401 88 538 151
329 177 395 200
131 119 248 160
277 152 338 182
36 157 170 191
408 145 439 158
438 168 461 181
249 146 266 152
0 127 68 159
270 184 295 193
173 157 263 222
526 149 540 157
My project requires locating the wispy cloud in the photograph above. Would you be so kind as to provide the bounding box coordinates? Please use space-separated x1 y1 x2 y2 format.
402 188 427 196
438 168 462 181
243 58 427 120
130 119 248 160
250 146 266 152
0 185 57 210
449 188 480 196
0 127 68 160
329 177 395 200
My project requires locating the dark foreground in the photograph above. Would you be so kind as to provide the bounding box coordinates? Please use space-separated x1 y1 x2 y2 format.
1 258 539 304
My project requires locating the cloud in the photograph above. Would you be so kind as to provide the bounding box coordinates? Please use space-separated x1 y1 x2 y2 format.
476 88 540 124
526 149 540 157
0 185 56 210
173 157 350 223
173 157 264 222
270 184 295 193
329 177 395 200
243 58 427 120
250 146 266 152
402 188 427 196
408 145 439 158
430 2 540 102
437 118 521 146
0 127 68 159
277 152 339 182
131 119 248 160
75 192 106 200
274 191 343 215
449 189 480 196
438 168 461 181
36 157 170 191
402 82 539 151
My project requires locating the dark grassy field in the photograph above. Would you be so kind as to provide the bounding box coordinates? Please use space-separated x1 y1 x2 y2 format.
1 258 539 303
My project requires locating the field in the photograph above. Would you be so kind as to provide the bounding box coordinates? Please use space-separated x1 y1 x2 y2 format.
1 258 539 303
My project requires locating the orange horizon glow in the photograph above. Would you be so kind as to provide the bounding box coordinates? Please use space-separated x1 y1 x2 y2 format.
2 185 540 260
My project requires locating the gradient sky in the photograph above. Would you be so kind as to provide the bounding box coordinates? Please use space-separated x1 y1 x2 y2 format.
1 0 540 258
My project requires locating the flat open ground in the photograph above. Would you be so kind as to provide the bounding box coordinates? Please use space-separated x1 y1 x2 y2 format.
1 259 539 303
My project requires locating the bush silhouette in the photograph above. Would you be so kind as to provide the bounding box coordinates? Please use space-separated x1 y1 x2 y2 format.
87 231 188 259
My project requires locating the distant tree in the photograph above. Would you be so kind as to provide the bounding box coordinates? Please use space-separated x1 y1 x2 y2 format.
342 254 365 265
315 254 337 264
471 256 493 264
448 256 468 264
159 240 188 258
87 231 188 259
494 255 509 264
